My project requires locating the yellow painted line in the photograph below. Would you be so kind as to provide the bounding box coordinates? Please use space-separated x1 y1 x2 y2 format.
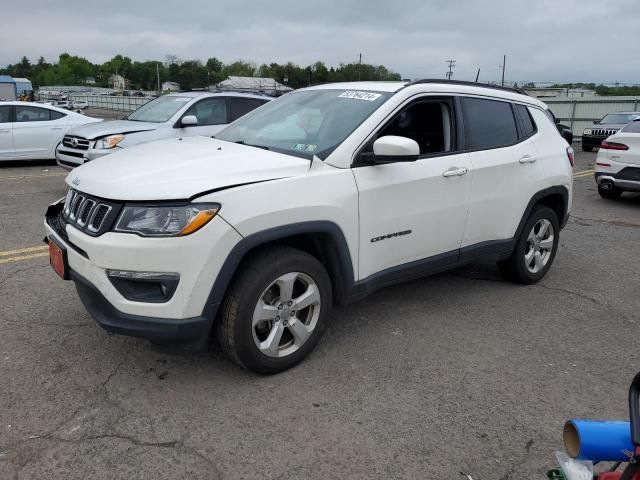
0 252 49 265
573 169 595 177
0 245 48 257
574 171 596 179
0 172 67 181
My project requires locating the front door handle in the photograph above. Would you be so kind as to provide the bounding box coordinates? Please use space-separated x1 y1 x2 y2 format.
50 127 64 130
519 155 537 164
442 167 468 177
0 129 10 134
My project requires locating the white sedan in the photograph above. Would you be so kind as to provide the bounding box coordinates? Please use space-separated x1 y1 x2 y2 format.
0 101 101 162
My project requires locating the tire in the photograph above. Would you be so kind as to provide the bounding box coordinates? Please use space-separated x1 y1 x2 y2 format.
598 185 623 199
217 246 332 374
581 145 593 152
498 206 560 284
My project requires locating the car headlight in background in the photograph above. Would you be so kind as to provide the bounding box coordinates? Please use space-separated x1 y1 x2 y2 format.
98 134 126 149
115 204 220 237
583 128 592 135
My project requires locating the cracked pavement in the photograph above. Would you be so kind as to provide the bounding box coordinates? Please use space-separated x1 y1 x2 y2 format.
1 152 639 479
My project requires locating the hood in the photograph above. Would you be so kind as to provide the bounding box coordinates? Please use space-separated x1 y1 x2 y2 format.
590 123 625 130
66 136 311 200
66 119 159 139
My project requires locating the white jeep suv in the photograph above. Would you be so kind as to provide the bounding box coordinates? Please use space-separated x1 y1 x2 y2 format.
45 80 573 374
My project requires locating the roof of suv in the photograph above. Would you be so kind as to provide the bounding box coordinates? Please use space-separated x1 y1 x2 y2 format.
305 80 545 108
166 91 272 100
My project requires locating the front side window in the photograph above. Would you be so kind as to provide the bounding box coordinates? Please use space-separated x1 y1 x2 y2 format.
622 120 640 133
0 106 11 123
127 96 191 123
183 98 227 125
216 89 392 159
462 97 518 149
15 106 51 122
371 99 455 155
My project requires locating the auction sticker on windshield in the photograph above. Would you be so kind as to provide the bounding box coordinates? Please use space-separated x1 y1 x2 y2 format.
338 91 382 101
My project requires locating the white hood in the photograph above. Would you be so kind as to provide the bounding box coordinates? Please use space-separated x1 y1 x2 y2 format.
66 136 311 200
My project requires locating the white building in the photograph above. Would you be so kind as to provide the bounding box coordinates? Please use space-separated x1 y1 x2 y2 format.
108 74 129 91
162 81 181 92
215 76 293 96
524 87 599 99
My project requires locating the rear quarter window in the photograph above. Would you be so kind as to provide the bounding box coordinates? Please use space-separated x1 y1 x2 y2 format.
514 104 536 138
462 97 518 149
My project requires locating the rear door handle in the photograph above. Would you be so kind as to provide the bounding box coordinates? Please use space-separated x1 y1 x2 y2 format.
519 155 537 164
442 167 468 177
0 129 10 133
50 127 64 130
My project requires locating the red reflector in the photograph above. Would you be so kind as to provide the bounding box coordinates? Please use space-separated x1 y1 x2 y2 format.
600 141 629 150
596 162 611 167
566 146 575 167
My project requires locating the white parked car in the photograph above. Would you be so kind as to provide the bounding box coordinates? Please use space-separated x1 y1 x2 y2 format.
0 101 101 161
71 100 89 110
55 92 271 169
594 119 640 198
45 81 573 373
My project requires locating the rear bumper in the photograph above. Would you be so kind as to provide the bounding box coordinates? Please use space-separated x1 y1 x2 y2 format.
582 136 607 148
595 170 640 192
71 269 213 345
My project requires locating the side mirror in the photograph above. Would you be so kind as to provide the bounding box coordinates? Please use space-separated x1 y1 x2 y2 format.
365 136 419 164
593 120 600 125
181 115 198 127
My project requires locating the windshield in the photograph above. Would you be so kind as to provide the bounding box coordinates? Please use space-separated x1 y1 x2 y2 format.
216 89 392 159
600 114 639 125
127 96 191 123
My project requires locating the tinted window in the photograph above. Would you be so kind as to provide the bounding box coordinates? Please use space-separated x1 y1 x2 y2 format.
622 120 640 133
127 96 191 123
0 106 11 123
184 98 227 125
514 104 536 138
462 97 518 149
15 106 51 122
50 110 66 120
228 98 267 122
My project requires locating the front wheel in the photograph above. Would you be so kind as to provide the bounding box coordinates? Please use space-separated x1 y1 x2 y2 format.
217 246 332 374
498 206 560 284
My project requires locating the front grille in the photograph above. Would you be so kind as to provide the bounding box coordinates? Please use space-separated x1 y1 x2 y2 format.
592 128 618 137
62 189 120 236
57 149 85 158
62 135 90 151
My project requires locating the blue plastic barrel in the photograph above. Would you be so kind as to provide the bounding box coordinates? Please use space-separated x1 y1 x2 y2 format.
564 419 633 462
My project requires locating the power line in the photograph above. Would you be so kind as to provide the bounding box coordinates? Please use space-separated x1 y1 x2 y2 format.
445 59 456 80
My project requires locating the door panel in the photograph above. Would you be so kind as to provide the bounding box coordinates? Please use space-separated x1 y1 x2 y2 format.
0 105 13 158
13 106 64 158
354 152 472 279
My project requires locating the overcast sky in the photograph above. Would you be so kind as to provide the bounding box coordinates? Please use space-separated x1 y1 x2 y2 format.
2 0 638 84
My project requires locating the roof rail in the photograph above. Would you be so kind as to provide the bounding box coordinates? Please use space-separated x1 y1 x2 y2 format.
406 79 529 96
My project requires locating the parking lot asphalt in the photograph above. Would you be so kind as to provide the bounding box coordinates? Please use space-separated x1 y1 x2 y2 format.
0 151 639 479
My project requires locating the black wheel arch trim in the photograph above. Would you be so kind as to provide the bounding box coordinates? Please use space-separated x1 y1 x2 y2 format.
515 186 570 236
201 221 355 319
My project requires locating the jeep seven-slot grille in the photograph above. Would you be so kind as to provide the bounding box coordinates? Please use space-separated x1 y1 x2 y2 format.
62 189 119 235
592 128 618 137
62 135 90 151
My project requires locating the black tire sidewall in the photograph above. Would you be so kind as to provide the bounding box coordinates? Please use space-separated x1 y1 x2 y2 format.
598 186 622 199
511 206 560 284
229 250 332 374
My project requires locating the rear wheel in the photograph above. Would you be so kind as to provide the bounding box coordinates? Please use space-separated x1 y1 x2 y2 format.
581 145 593 152
498 206 560 284
598 185 623 199
217 246 332 374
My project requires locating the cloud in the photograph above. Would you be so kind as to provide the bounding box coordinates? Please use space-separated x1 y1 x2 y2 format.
2 0 639 84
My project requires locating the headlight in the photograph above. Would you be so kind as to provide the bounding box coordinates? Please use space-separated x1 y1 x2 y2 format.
115 203 220 237
583 128 592 135
98 134 125 149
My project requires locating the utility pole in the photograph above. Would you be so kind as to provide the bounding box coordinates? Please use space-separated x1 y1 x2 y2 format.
156 62 160 94
475 68 481 83
500 54 506 87
358 53 362 81
445 59 456 80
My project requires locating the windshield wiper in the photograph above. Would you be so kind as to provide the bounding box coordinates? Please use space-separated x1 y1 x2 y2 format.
233 140 271 151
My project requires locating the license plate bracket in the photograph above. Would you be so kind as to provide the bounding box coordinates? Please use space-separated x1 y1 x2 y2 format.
49 237 70 280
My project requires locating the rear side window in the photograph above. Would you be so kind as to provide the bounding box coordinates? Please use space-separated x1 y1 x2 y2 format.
622 120 640 133
514 104 536 138
228 98 267 122
15 106 52 122
462 97 518 149
50 110 66 120
0 106 11 123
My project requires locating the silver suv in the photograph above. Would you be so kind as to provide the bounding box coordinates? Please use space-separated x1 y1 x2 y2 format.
55 91 270 169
